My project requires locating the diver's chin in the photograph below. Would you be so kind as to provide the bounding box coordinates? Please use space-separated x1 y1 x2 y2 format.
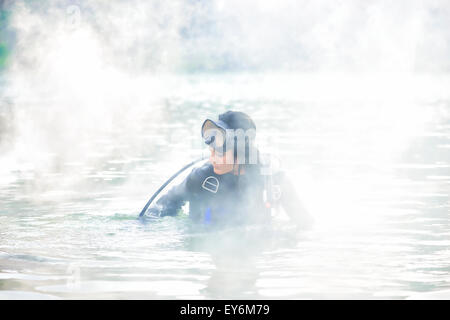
212 165 228 175
212 166 224 175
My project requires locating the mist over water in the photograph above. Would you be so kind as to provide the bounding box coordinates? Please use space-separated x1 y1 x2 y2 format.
0 0 449 299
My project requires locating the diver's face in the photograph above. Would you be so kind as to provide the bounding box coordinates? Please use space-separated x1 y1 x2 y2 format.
209 147 235 175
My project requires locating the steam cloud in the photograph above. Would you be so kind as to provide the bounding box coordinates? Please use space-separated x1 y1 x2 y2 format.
1 0 450 202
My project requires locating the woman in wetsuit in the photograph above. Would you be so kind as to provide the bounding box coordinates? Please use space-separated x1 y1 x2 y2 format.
144 111 313 229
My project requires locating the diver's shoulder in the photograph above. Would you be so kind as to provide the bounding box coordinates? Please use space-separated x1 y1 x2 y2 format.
184 162 214 193
187 162 214 183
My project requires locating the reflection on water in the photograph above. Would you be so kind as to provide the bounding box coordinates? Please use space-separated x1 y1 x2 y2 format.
0 75 449 299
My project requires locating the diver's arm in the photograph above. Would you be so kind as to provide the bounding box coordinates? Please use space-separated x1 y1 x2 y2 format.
275 171 314 229
145 175 190 218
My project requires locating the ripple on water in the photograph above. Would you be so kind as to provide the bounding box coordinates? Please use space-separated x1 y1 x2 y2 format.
1 78 450 298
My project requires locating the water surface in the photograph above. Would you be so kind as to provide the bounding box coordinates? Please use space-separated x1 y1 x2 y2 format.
1 74 449 299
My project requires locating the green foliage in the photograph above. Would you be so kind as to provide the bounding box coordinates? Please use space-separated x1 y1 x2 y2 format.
0 9 10 69
0 9 9 28
0 43 7 69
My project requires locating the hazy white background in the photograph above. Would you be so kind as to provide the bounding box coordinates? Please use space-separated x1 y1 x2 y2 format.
0 0 449 299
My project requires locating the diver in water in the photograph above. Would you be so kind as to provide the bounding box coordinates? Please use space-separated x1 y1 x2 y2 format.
143 110 313 229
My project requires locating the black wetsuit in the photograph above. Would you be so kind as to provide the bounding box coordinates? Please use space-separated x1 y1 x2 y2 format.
145 161 313 228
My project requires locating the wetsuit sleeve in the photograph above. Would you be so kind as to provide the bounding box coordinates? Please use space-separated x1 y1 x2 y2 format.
145 173 192 217
275 171 314 229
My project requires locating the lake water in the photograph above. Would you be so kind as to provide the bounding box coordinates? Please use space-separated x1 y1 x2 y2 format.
0 73 449 299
